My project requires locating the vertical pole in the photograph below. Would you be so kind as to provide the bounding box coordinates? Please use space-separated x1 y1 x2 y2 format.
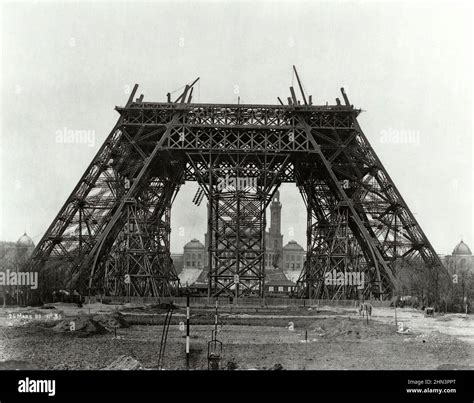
292 65 308 105
394 300 398 328
214 298 218 334
235 190 240 305
186 293 190 370
208 156 213 299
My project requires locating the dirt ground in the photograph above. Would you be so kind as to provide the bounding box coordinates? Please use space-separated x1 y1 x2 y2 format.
0 302 472 370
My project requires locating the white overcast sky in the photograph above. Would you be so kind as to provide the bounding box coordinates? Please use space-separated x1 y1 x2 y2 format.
0 0 472 255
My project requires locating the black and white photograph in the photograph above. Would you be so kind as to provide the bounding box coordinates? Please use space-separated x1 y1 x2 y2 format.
0 0 473 400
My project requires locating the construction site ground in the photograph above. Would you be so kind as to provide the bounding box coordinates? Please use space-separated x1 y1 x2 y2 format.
0 302 472 370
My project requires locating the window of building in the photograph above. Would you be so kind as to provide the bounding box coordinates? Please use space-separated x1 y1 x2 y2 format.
291 255 295 261
192 254 196 260
296 263 300 269
192 261 196 267
278 286 284 292
286 263 289 269
186 261 191 267
274 240 278 248
198 254 201 259
269 286 274 292
297 255 301 261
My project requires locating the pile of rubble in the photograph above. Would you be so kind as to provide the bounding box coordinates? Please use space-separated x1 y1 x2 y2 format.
94 312 130 331
414 331 463 347
51 312 129 337
52 316 108 337
311 317 394 339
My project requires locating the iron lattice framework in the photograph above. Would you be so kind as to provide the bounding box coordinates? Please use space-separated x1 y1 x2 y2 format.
31 75 448 299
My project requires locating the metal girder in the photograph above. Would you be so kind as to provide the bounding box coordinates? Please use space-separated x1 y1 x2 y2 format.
186 152 290 298
98 173 183 297
30 81 447 300
294 91 447 299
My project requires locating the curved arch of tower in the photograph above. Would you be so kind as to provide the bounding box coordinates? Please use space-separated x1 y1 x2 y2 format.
30 74 448 300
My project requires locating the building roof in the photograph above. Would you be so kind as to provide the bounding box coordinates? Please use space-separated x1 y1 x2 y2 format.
452 240 472 256
285 270 302 284
283 240 304 251
266 271 296 287
191 270 209 288
183 239 205 250
17 232 34 247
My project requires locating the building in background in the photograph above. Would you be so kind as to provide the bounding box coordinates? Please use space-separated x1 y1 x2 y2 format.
282 241 305 271
175 191 305 294
439 240 474 311
265 271 297 296
183 239 205 269
265 191 284 269
0 232 35 268
0 232 35 305
442 240 474 273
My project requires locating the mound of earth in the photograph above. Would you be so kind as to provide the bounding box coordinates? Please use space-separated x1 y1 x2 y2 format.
104 355 142 370
414 331 463 346
52 316 108 337
93 312 130 330
40 304 57 309
311 317 394 339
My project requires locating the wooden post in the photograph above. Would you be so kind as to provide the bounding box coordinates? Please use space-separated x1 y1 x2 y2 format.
293 66 308 105
394 302 398 328
186 294 190 370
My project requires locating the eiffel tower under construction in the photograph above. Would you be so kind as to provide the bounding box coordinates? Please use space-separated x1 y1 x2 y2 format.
30 68 448 300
